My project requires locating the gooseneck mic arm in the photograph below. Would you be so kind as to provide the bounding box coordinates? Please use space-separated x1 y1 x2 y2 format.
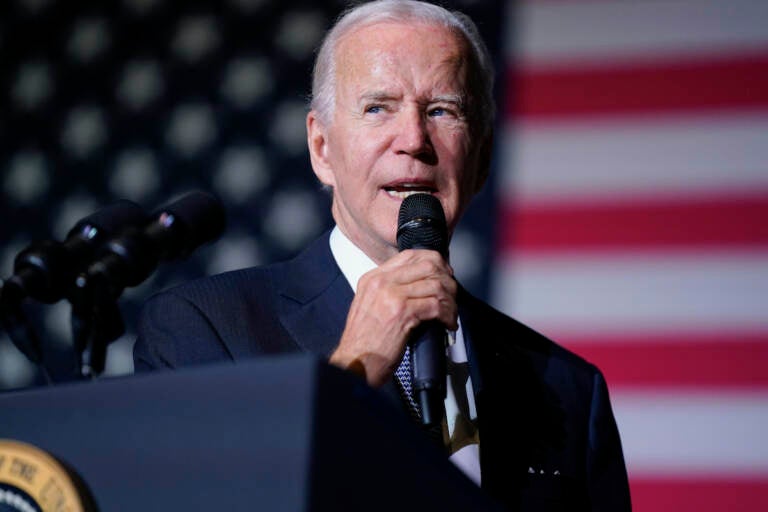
396 193 449 428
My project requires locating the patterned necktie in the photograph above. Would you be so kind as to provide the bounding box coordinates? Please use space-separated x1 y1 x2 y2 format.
395 345 446 447
394 345 421 422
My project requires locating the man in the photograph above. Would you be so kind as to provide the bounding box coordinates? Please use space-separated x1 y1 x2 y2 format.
134 1 631 510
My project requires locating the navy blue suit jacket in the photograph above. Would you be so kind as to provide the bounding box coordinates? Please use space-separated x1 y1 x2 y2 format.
134 232 631 511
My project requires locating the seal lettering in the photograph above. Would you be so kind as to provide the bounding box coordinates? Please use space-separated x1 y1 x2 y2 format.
0 440 88 511
10 457 37 483
41 476 68 512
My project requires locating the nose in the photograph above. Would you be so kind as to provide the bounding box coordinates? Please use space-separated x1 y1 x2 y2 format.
392 107 434 159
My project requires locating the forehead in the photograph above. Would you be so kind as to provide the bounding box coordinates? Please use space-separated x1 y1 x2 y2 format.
334 21 469 92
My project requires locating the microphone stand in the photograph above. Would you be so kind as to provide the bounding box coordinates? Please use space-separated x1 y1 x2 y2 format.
70 271 125 379
0 281 53 385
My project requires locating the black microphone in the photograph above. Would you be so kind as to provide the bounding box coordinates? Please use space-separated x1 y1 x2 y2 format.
396 193 449 427
0 200 146 365
75 190 226 298
70 191 225 376
0 200 147 306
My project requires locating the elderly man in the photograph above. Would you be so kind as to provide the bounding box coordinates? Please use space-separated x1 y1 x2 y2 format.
134 1 631 510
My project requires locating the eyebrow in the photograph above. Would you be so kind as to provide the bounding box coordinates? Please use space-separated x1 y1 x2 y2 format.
358 91 466 107
431 94 465 108
358 91 399 103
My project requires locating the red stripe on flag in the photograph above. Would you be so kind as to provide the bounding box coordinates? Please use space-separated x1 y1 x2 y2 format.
499 194 768 251
509 54 768 118
559 333 768 388
630 477 768 512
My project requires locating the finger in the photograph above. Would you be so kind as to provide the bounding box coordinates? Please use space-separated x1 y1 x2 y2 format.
389 274 457 301
380 249 452 274
403 295 459 331
368 251 453 286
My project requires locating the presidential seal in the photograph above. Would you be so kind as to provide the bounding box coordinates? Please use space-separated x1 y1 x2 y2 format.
0 440 93 512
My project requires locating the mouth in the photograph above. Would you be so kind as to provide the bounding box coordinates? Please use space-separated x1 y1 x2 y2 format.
382 182 437 199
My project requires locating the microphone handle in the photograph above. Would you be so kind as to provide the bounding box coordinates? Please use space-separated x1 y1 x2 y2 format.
410 319 447 427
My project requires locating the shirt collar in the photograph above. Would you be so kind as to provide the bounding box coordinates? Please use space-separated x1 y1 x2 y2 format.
329 226 377 293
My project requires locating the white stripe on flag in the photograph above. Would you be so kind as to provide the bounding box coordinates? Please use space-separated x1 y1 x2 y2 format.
513 0 768 66
491 250 768 333
499 113 768 205
613 390 768 477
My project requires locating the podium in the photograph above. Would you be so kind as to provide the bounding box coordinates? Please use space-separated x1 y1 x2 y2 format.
0 354 503 511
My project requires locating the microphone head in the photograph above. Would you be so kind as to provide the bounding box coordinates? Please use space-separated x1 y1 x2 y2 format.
66 199 147 242
396 193 448 258
150 190 226 260
5 200 147 304
77 191 226 298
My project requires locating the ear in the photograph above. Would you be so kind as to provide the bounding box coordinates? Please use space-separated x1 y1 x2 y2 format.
307 110 336 188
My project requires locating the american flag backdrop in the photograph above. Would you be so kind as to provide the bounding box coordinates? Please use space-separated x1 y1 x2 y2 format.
493 0 768 510
1 0 767 510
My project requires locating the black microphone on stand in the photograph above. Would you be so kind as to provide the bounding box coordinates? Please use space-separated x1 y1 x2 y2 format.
1 200 147 306
0 200 147 366
71 190 226 376
396 193 449 427
75 190 226 298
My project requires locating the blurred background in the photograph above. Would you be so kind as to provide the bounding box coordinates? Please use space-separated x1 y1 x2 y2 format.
1 0 766 509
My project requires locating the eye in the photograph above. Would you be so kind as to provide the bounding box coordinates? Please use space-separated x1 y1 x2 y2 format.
365 105 384 114
429 105 463 118
428 107 447 117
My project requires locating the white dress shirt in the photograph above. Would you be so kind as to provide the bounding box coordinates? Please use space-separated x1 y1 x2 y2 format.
329 226 481 485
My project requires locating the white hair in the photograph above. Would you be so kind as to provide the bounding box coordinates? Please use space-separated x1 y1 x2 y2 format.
310 0 495 137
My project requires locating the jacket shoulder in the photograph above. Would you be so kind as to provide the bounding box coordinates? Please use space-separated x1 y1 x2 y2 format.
463 291 599 375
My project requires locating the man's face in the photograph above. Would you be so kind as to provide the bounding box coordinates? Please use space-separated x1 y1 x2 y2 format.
307 22 488 264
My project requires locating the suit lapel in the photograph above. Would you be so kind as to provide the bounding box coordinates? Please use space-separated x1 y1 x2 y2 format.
274 232 407 408
274 233 353 358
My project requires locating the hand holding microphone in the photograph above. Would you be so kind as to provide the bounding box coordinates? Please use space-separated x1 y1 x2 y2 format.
396 193 451 427
331 193 455 427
